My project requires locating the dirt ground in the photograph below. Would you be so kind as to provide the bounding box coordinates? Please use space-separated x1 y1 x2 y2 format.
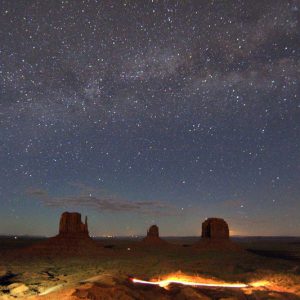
1 236 300 299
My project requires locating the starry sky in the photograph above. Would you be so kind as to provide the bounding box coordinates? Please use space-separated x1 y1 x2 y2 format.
0 0 299 237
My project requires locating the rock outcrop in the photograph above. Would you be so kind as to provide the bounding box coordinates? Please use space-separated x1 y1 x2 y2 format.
201 218 229 239
142 225 167 245
59 212 89 237
147 225 159 238
194 218 241 251
21 212 101 256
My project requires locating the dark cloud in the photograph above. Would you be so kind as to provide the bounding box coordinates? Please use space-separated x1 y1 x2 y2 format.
25 186 177 216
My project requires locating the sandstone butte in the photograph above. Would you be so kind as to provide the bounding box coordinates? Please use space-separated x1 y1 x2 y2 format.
142 225 168 245
20 212 101 256
194 217 241 251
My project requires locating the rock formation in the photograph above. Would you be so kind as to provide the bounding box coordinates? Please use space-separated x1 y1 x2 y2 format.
201 218 229 239
142 225 167 245
21 212 101 256
59 212 89 237
194 217 241 251
147 225 159 238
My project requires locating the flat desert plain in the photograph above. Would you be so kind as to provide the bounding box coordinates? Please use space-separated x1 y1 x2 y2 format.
0 236 300 299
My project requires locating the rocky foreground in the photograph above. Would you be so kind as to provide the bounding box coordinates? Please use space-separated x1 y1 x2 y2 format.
1 214 300 299
0 256 300 300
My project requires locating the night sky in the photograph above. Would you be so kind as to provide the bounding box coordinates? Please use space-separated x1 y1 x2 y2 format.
0 1 299 237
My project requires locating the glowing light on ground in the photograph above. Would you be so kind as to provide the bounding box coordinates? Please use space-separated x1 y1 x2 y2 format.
39 284 64 295
131 273 249 289
249 280 270 288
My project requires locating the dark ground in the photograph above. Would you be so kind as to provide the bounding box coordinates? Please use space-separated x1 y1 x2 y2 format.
0 236 300 299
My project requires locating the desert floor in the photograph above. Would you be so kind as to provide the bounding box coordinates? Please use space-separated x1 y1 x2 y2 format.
1 236 300 299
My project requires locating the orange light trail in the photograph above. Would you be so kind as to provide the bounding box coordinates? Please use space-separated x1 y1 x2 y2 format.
131 277 248 289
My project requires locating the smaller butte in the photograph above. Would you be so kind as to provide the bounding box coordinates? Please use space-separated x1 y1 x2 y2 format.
142 225 167 246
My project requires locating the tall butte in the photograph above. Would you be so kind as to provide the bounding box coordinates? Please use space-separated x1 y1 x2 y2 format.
194 217 241 251
21 212 101 256
201 218 229 239
59 212 89 237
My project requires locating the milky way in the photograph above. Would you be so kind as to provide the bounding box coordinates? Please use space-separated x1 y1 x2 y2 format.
0 1 299 236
